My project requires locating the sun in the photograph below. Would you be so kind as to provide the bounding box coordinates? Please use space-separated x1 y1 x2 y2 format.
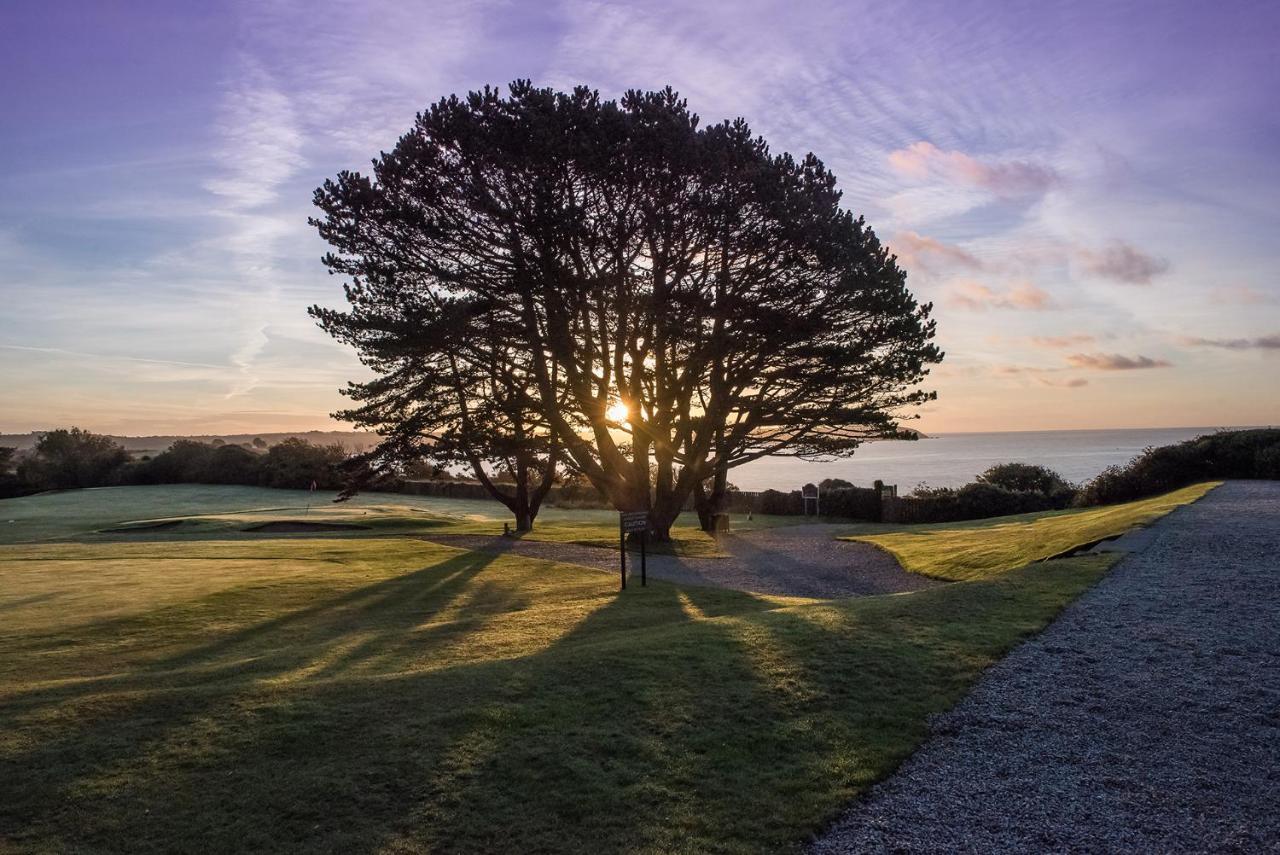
605 401 629 423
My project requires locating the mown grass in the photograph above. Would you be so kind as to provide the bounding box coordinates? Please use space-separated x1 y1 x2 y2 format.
0 484 808 557
0 533 1118 853
841 481 1219 581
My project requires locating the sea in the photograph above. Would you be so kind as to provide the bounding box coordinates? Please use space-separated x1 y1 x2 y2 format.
730 426 1265 493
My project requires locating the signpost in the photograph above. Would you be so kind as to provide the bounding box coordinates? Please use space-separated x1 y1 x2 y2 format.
618 511 649 590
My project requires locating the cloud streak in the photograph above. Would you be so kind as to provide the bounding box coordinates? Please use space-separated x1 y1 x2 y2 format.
1066 353 1172 370
948 280 1053 311
888 141 1060 198
1179 334 1280 350
1076 241 1169 285
891 231 983 274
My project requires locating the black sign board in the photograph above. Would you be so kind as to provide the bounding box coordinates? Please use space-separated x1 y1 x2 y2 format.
618 512 649 589
619 511 649 533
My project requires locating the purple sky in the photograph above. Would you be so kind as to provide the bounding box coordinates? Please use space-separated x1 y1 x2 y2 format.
2 0 1278 434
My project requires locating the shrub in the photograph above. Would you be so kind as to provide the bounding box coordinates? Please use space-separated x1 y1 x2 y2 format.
130 439 217 484
259 438 348 490
889 482 1057 524
975 462 1075 509
821 486 883 521
758 489 803 515
1076 428 1280 506
17 428 130 490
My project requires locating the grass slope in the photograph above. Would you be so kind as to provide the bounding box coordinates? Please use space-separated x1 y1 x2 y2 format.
0 535 1116 853
0 484 807 557
842 481 1218 581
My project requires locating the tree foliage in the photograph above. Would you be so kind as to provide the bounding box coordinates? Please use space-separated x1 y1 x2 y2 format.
18 428 130 490
311 82 942 537
975 463 1074 497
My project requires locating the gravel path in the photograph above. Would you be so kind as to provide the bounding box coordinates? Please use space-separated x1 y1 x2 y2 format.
811 480 1280 853
421 524 938 598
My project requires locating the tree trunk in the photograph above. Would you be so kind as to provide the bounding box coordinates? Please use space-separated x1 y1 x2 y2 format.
693 481 713 531
648 498 682 542
513 505 534 533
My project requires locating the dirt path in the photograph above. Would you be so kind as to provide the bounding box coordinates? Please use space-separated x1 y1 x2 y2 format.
810 480 1280 853
421 524 938 598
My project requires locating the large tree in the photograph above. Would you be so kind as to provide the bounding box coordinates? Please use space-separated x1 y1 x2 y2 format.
311 286 560 531
313 82 941 539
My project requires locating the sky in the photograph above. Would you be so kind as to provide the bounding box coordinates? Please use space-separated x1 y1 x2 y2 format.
1 0 1278 435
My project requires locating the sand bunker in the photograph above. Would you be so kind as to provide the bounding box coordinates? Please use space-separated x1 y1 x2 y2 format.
242 520 371 533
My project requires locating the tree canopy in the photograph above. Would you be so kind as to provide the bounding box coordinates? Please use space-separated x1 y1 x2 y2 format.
312 82 942 537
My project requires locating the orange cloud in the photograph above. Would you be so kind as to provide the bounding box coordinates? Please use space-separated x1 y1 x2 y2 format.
948 280 1053 311
992 365 1088 388
888 141 1059 198
891 230 982 273
1028 333 1098 348
1066 353 1171 370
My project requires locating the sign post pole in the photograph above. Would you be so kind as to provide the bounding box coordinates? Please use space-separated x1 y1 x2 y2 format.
618 511 649 591
619 517 627 591
641 531 646 586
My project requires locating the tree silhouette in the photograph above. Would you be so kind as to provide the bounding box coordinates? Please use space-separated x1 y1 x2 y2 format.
312 82 941 539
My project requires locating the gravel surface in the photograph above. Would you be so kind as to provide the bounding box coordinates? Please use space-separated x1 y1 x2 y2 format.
421 524 938 598
810 480 1280 854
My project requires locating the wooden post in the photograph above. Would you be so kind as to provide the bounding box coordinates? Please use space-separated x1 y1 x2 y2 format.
619 518 627 591
641 531 647 586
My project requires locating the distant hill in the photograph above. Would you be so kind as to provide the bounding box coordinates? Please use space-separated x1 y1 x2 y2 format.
0 430 379 455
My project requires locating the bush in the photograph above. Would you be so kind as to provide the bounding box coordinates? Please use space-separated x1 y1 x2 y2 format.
259 438 348 490
821 486 883 521
130 439 217 484
889 482 1057 524
758 489 803 515
975 462 1075 509
1076 429 1280 506
17 428 130 490
0 447 28 499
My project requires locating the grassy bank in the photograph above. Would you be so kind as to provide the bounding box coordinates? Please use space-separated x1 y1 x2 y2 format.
842 481 1218 581
0 484 811 557
0 531 1117 853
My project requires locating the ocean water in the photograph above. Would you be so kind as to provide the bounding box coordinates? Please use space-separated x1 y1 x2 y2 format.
730 426 1260 493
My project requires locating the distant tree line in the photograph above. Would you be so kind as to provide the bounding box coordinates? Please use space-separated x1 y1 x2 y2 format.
874 429 1280 523
0 429 351 496
4 428 1274 529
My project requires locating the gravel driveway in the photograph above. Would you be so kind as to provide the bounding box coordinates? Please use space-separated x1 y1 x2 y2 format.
422 524 938 598
811 480 1280 853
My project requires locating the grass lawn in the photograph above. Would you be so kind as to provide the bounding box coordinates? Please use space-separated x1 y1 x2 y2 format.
841 481 1219 581
0 482 1214 851
0 484 806 558
0 535 1121 852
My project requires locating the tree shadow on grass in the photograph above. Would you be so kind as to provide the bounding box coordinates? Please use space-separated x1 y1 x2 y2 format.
2 551 1104 853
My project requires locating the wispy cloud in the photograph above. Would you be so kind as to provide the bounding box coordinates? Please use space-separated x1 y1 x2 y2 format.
1179 334 1280 350
888 141 1060 199
948 280 1053 311
1076 240 1169 285
1066 353 1172 370
891 230 983 274
1038 375 1089 388
993 364 1088 388
1028 333 1098 348
1208 285 1276 305
204 61 304 211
